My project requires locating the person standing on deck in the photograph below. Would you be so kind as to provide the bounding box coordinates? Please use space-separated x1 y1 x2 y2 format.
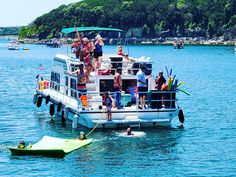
136 65 150 109
69 64 87 98
92 35 104 69
155 71 166 90
126 81 137 104
113 67 123 109
104 92 112 121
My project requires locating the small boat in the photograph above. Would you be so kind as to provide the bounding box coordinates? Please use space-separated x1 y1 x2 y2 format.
8 41 20 50
46 41 61 48
174 41 184 49
9 136 92 157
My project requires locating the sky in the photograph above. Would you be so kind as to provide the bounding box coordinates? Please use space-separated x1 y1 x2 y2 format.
0 0 80 27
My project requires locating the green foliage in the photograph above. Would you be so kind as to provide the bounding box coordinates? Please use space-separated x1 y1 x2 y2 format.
21 0 236 39
0 27 19 35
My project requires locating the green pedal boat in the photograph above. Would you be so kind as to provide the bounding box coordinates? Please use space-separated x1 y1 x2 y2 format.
9 136 92 157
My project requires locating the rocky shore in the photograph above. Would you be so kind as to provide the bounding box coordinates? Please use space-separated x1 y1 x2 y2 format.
2 36 236 46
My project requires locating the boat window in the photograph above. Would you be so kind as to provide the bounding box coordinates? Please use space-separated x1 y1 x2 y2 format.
55 73 60 83
110 57 123 75
65 76 68 86
123 79 137 92
50 72 55 89
99 79 137 94
51 72 55 81
70 78 77 98
70 64 79 72
54 73 60 91
100 80 114 93
65 76 68 95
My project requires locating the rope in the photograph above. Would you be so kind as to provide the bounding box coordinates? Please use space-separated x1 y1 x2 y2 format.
85 108 106 137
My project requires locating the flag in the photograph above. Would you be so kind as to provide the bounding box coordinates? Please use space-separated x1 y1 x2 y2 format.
39 64 45 70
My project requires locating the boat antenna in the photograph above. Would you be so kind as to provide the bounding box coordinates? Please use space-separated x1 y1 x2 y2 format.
124 32 130 56
65 33 69 55
117 32 121 46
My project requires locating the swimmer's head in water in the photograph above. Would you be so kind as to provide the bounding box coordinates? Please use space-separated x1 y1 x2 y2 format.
127 127 132 135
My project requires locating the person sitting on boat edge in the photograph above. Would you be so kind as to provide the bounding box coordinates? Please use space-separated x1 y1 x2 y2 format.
18 141 26 149
117 45 125 56
104 92 112 121
69 64 87 98
113 67 123 109
79 131 86 140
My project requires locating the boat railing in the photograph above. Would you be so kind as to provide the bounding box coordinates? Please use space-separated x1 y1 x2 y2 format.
69 57 153 75
37 80 177 109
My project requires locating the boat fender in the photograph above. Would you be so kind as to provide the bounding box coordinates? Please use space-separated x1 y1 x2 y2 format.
64 106 69 119
178 109 185 124
33 93 38 104
36 95 43 108
45 95 50 105
99 105 103 110
61 110 66 123
57 102 62 113
72 114 79 129
49 103 55 116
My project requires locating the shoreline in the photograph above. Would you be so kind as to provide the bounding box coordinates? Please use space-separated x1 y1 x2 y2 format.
1 36 235 46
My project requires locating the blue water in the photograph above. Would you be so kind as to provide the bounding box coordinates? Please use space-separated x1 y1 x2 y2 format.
0 38 236 176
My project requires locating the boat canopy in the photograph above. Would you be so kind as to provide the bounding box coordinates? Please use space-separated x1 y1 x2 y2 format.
61 27 124 34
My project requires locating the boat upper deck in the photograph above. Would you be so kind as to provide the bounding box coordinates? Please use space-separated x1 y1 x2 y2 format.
53 53 153 78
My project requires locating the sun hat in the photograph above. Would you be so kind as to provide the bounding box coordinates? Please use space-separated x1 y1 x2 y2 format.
95 34 102 39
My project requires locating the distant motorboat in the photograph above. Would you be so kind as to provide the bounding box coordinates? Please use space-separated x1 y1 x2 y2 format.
8 41 20 50
46 41 61 48
174 41 184 49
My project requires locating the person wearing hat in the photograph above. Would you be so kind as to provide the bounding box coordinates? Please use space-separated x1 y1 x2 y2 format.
155 71 166 90
113 67 123 109
79 131 86 140
93 34 104 69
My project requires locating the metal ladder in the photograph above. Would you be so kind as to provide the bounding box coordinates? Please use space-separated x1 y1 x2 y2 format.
126 115 141 129
129 120 141 129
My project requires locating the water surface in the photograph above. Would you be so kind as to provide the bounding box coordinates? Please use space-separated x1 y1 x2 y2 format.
0 39 236 176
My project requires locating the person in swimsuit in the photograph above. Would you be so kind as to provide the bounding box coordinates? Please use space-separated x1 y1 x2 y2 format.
93 35 104 69
70 64 87 98
113 67 123 109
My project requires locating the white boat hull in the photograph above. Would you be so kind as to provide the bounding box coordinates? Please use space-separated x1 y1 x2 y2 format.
37 89 178 129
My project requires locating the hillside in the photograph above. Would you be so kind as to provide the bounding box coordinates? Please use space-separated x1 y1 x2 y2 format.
19 0 236 39
0 27 20 36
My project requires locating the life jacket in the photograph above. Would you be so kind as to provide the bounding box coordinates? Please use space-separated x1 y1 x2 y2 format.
104 96 112 106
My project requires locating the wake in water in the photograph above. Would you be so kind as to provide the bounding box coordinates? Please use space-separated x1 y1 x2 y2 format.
116 131 146 137
0 144 14 152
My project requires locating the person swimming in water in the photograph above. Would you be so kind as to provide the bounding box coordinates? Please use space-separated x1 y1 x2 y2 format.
79 131 86 140
127 127 134 136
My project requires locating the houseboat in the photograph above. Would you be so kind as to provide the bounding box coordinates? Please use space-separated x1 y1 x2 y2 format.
34 27 184 129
